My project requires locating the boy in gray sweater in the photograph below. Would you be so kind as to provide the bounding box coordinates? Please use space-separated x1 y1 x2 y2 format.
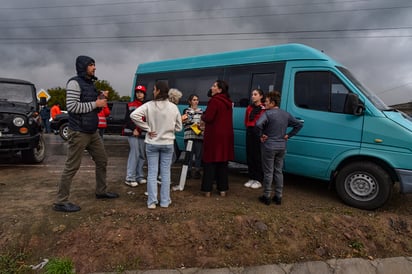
255 91 303 205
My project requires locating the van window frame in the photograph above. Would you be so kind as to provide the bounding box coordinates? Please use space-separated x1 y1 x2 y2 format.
294 70 354 114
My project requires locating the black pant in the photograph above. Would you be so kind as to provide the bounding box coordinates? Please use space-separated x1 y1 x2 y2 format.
246 127 263 182
201 162 229 192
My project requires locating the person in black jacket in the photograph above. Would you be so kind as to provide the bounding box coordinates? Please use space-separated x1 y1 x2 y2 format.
53 55 119 213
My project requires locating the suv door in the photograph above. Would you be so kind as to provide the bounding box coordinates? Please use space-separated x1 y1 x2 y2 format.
106 102 128 134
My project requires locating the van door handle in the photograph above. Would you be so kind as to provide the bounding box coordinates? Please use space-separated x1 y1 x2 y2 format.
296 118 304 123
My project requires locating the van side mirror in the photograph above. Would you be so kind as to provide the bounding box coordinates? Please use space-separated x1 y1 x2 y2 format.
344 93 364 115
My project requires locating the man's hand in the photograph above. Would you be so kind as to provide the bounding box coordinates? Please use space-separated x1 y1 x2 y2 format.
260 134 268 143
96 98 107 108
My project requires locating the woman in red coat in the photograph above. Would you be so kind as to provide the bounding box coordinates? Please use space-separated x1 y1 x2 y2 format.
201 80 234 197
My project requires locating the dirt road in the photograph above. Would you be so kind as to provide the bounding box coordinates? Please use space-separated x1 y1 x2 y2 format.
1 134 412 273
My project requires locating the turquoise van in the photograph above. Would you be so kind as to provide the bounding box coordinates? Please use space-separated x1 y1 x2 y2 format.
131 43 412 210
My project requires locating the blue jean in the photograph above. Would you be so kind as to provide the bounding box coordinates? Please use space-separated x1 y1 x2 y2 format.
146 143 174 207
126 136 146 182
261 148 286 199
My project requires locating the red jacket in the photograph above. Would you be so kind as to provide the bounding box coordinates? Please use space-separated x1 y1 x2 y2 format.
202 93 234 163
244 103 265 127
50 105 62 120
98 106 110 128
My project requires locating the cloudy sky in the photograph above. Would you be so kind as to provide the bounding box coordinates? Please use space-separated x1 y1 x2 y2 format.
0 0 411 105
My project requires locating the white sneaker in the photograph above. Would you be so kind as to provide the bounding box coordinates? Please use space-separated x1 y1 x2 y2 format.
244 180 255 188
124 180 138 187
160 201 172 208
138 179 147 184
250 181 262 189
148 203 156 209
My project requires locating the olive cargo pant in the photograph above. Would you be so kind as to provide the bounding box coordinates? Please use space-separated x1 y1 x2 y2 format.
56 129 108 204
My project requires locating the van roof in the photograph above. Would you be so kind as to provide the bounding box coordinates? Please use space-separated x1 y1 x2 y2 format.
136 43 333 74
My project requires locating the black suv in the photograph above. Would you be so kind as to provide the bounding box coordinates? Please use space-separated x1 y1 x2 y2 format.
0 78 46 163
50 101 128 140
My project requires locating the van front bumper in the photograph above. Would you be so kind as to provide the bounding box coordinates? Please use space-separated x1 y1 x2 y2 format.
396 169 412 193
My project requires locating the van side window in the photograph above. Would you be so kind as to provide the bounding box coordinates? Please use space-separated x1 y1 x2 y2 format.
173 68 223 104
227 62 285 107
295 71 350 113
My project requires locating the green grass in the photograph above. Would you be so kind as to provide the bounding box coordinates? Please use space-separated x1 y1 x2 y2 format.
44 258 74 274
0 251 31 274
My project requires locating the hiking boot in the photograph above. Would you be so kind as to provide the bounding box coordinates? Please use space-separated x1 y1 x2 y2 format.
273 196 282 205
258 195 271 206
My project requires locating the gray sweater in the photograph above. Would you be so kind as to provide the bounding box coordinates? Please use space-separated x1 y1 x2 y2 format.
255 108 303 150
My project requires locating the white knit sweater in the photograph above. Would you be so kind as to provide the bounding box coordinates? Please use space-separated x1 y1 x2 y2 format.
130 100 182 145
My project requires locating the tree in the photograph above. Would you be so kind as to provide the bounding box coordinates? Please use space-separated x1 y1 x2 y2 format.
45 80 123 109
47 87 66 109
119 95 131 102
95 80 121 101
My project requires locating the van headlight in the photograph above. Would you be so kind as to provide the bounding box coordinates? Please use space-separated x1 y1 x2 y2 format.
13 117 25 127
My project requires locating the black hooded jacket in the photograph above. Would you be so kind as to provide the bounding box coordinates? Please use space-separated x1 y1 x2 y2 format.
68 55 100 133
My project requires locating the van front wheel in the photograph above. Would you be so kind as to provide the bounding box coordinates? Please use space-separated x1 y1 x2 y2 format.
335 162 392 210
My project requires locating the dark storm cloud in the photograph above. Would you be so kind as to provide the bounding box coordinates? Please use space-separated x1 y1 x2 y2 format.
0 0 411 104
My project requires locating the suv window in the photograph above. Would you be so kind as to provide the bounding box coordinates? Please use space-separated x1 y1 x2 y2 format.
0 83 34 104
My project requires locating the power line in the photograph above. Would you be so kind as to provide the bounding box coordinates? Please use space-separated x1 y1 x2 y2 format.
377 82 412 95
1 2 411 30
0 0 177 10
0 33 411 45
0 0 377 21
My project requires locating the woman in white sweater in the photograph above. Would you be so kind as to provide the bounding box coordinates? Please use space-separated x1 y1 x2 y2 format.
130 81 182 209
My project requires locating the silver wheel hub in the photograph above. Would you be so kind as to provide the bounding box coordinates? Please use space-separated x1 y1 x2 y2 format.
345 173 378 201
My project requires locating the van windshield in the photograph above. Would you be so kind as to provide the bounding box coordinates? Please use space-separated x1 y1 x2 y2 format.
0 83 34 104
337 66 390 111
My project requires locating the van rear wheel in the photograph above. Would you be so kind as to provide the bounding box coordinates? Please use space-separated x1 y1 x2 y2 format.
335 161 392 210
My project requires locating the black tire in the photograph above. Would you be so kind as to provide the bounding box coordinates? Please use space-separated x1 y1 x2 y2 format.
21 134 46 163
59 123 69 141
335 161 392 210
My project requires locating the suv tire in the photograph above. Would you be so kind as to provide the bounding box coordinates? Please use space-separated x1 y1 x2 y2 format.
21 134 46 163
59 123 69 141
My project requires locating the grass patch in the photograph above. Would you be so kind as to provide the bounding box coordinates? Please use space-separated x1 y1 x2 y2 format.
44 258 74 274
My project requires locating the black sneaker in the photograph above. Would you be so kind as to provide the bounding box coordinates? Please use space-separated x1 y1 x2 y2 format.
273 196 282 205
95 192 119 199
53 202 81 212
258 195 271 206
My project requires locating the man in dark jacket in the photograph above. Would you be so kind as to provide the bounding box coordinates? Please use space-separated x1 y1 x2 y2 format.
53 55 119 213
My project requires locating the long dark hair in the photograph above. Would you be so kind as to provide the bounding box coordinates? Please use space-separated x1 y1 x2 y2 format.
216 80 230 98
252 88 265 104
154 80 169 100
